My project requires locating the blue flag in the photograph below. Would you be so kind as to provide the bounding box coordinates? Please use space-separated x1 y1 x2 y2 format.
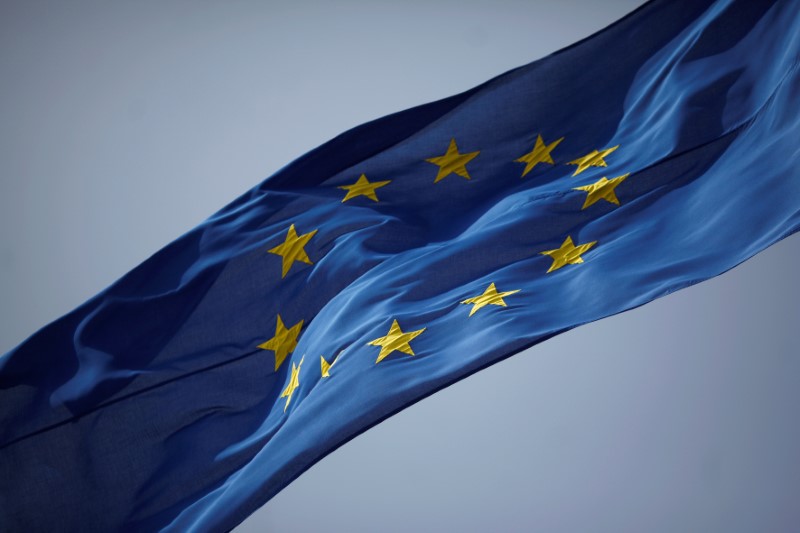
2 0 799 530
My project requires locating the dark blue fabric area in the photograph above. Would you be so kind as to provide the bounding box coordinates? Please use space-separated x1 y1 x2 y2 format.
1 0 799 531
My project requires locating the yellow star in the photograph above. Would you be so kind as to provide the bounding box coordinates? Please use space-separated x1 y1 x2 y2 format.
567 145 619 176
338 174 391 203
367 319 426 363
279 355 305 412
320 354 336 378
320 350 344 378
268 224 318 278
540 235 597 273
425 138 480 183
573 173 629 209
257 314 304 371
461 282 521 317
515 134 564 177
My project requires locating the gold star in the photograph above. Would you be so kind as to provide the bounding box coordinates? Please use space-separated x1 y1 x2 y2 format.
515 134 564 177
573 174 629 209
280 355 305 412
425 138 480 183
320 350 344 378
257 314 304 371
567 145 619 176
540 236 597 273
461 283 521 317
268 224 318 278
320 354 333 378
367 319 426 363
338 174 391 203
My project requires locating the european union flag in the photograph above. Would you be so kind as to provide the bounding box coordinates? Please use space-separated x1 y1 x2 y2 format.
2 0 799 530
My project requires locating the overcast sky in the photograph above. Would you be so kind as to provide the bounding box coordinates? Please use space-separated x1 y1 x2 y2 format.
1 1 798 531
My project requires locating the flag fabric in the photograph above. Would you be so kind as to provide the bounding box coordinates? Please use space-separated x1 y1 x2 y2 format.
2 0 799 530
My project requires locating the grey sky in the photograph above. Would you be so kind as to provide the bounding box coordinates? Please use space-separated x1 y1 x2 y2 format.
1 1 798 531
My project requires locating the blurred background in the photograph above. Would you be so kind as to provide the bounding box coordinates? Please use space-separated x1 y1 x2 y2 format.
1 1 798 531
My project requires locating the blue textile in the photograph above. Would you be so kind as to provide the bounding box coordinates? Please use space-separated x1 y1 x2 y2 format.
2 0 799 530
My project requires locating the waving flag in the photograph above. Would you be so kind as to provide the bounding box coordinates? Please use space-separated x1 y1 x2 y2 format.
2 0 799 530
